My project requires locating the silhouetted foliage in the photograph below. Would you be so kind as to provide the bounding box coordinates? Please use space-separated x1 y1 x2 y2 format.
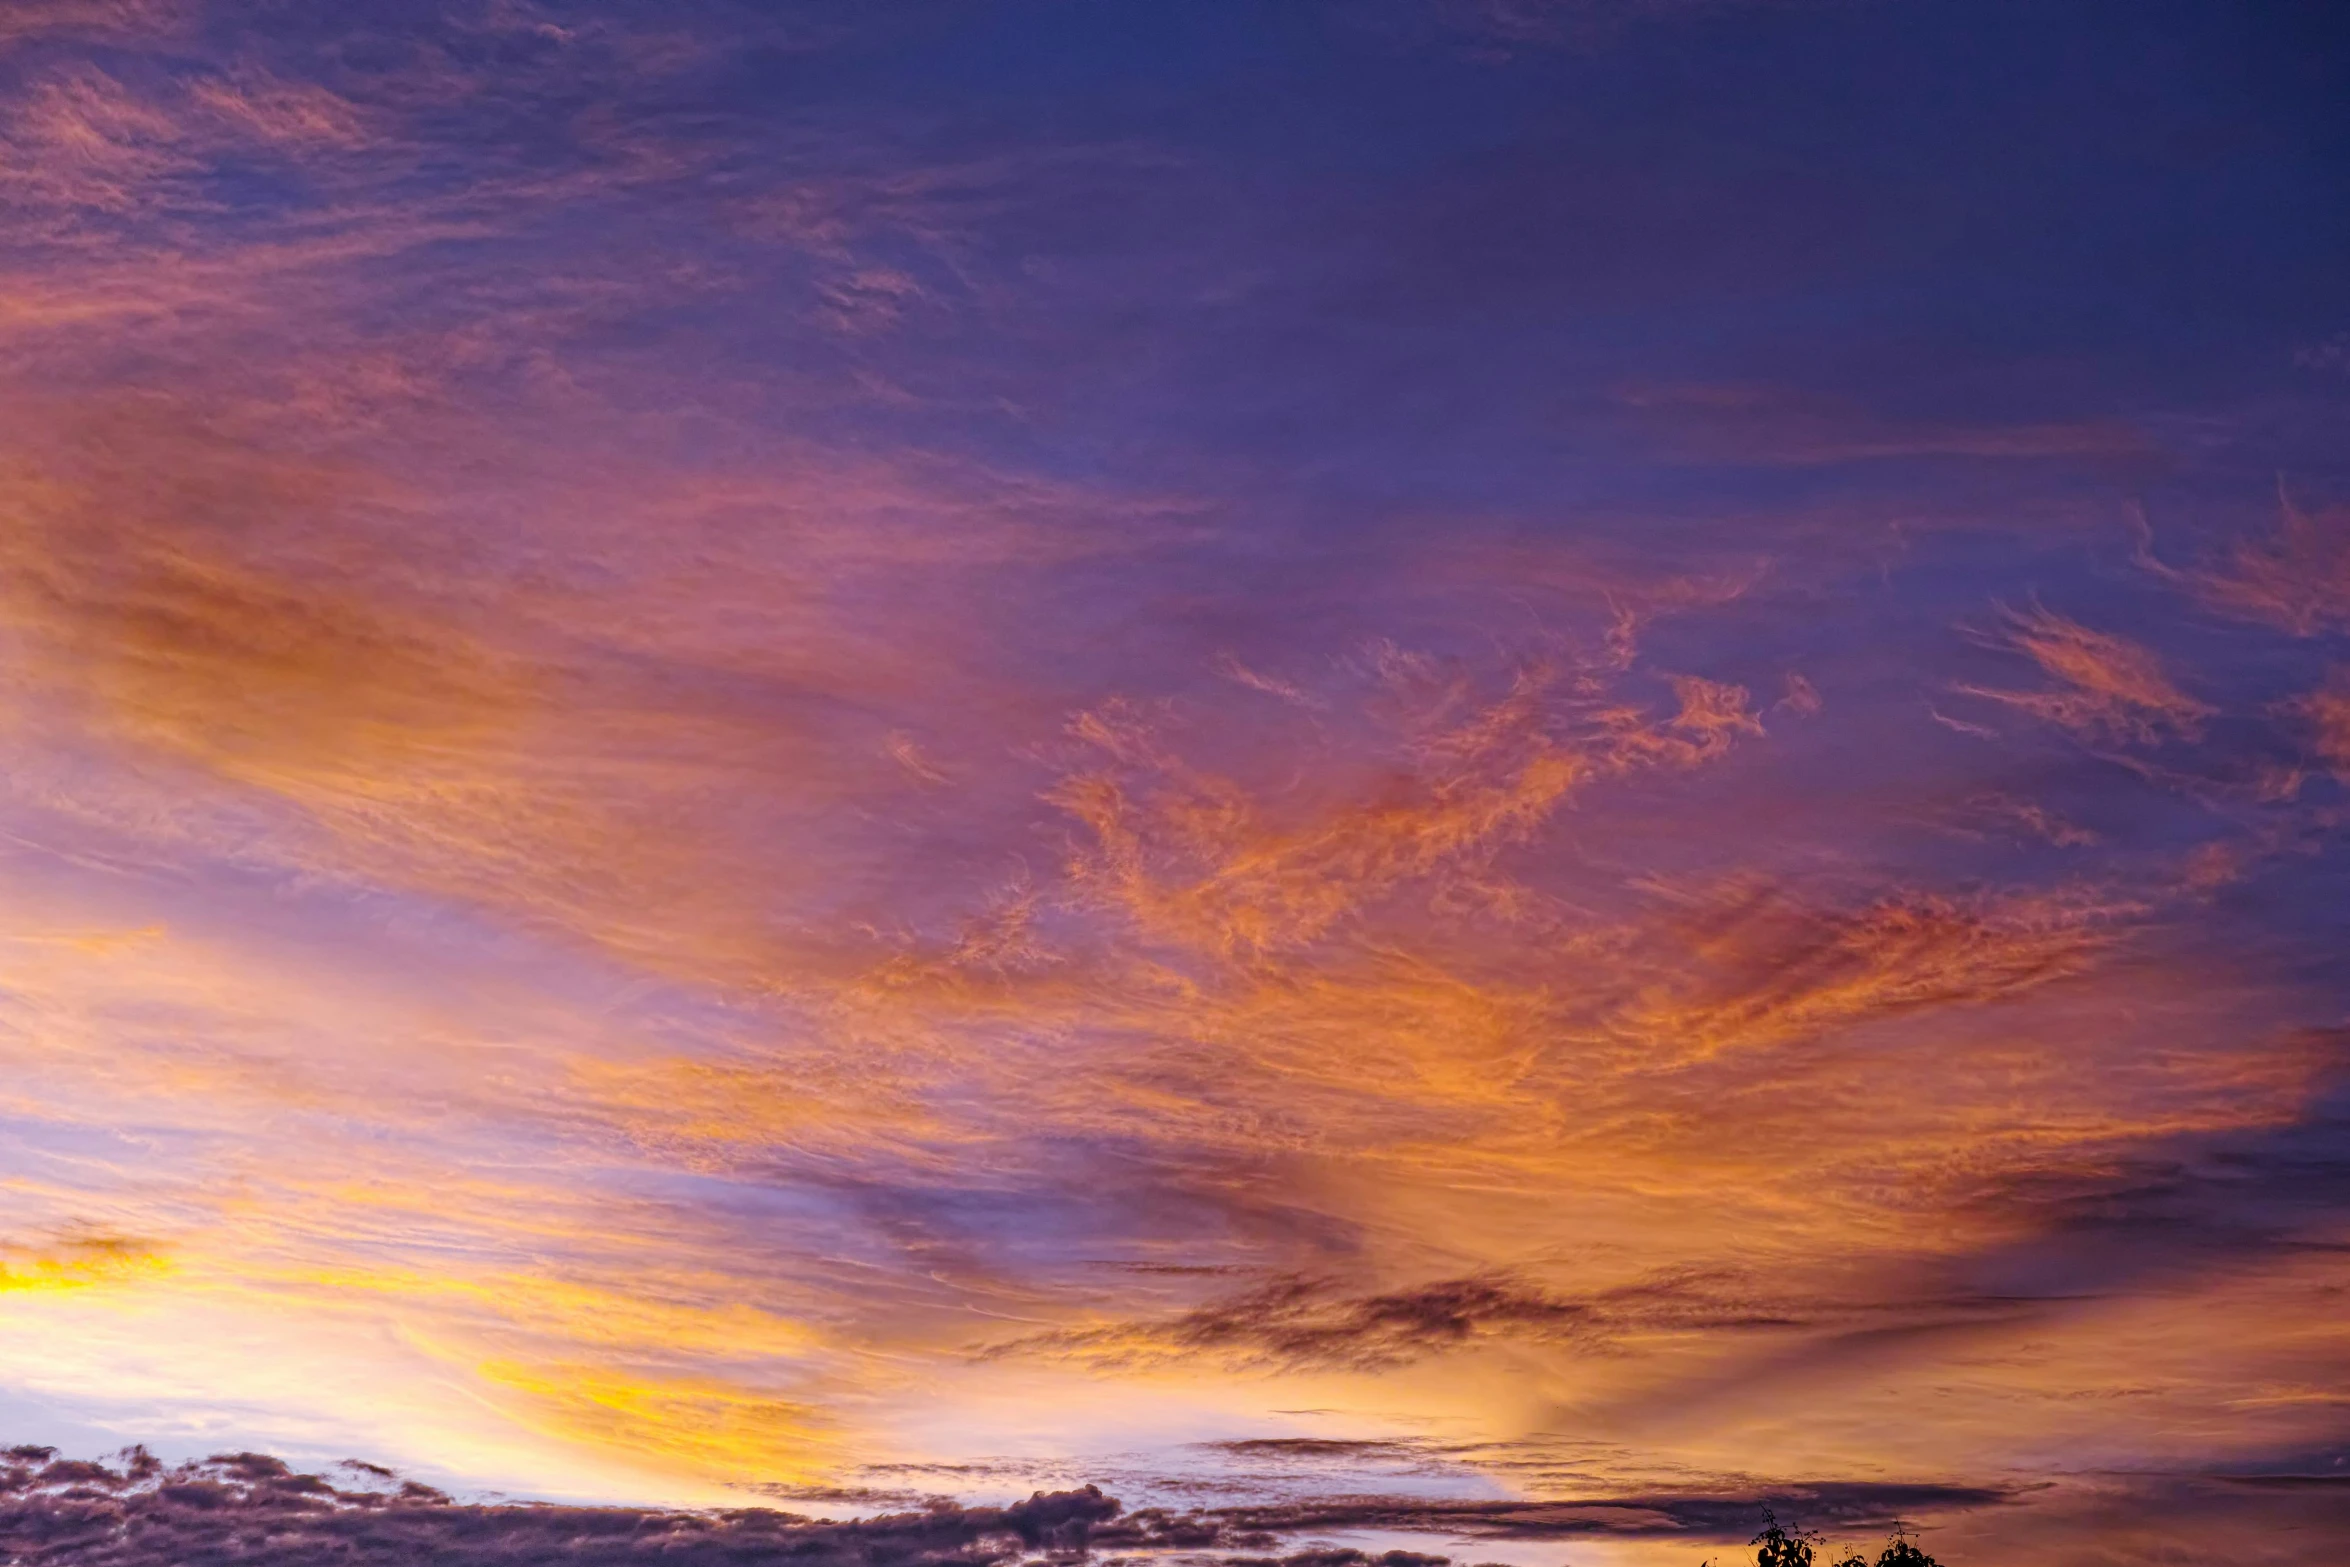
1705 1511 1942 1567
1751 1510 1823 1567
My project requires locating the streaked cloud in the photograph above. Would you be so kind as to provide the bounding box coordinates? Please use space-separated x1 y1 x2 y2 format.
2292 670 2350 777
2183 492 2350 638
1959 605 2213 744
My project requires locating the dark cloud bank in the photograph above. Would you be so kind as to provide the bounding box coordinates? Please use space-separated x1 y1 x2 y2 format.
0 1444 2015 1566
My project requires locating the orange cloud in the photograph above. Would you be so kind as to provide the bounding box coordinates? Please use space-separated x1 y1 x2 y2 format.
0 0 182 53
2288 669 2350 776
1041 657 1764 960
1960 604 2212 743
2183 489 2350 637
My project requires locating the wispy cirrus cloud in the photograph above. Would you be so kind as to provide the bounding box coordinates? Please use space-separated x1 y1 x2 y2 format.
2289 670 2350 777
0 0 182 52
2178 491 2350 638
1958 604 2213 745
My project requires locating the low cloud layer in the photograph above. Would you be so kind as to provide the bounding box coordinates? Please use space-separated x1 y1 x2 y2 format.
7 1446 2341 1566
0 1448 2021 1564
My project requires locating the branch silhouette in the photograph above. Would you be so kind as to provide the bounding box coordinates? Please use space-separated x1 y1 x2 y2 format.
1703 1509 1944 1567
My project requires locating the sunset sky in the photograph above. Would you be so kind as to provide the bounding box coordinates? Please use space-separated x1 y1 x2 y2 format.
1 1 2347 1562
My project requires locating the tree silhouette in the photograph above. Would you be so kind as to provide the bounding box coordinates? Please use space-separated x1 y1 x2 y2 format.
1702 1511 1943 1567
1865 1532 1941 1567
